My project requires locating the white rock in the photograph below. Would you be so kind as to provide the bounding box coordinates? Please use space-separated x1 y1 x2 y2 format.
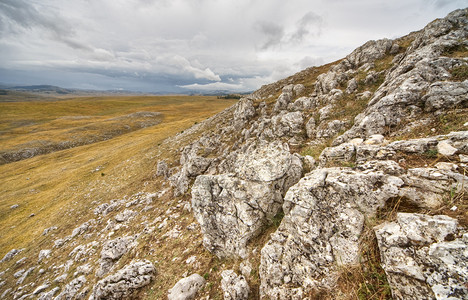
192 141 302 258
167 273 205 300
33 284 50 295
375 213 468 299
38 249 51 263
90 260 155 300
434 162 458 171
221 270 250 300
364 134 385 145
437 141 457 156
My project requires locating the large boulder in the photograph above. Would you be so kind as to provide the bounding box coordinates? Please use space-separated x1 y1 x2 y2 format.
259 162 405 298
192 141 302 258
90 260 155 300
375 213 468 300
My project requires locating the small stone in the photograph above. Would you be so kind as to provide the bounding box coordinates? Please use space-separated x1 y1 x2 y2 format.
450 206 458 211
10 204 19 209
437 141 457 156
38 249 51 263
33 284 50 295
240 261 252 278
460 154 468 163
29 213 35 217
434 162 458 171
1 249 22 263
185 256 196 265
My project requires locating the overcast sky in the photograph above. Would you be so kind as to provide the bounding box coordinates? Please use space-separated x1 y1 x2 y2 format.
0 0 467 93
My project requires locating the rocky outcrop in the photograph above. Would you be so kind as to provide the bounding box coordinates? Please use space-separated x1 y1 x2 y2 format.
192 141 302 258
54 275 87 300
375 213 468 300
90 260 155 300
259 161 406 298
167 273 205 300
333 9 468 145
96 236 137 277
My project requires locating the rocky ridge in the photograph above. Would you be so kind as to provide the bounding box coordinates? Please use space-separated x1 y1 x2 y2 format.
0 8 467 300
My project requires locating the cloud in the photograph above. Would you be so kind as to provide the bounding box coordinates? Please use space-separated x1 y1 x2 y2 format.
164 55 221 81
255 11 323 50
179 81 244 91
0 0 92 51
291 11 323 42
255 21 285 50
1 0 467 93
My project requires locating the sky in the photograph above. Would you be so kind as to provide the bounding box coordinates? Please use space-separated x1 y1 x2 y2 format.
0 0 467 93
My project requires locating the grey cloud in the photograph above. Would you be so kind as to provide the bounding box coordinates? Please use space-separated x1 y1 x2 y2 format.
0 0 91 51
291 11 323 42
255 21 285 50
1 0 467 93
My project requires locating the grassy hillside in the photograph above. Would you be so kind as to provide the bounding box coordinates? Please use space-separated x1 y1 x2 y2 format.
0 96 237 257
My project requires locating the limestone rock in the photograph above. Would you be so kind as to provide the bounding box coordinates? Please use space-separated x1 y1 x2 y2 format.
375 213 468 300
33 284 50 295
305 116 316 138
167 273 205 300
38 287 59 300
38 249 51 263
90 260 155 300
274 85 294 112
259 164 406 297
156 160 169 178
293 84 305 96
221 270 250 300
54 275 86 300
437 140 458 156
316 120 346 139
114 209 137 223
192 141 302 258
71 219 95 238
234 98 255 129
288 96 316 111
17 267 34 285
333 9 468 145
42 226 58 236
96 236 137 277
1 248 22 263
272 111 304 137
346 78 358 94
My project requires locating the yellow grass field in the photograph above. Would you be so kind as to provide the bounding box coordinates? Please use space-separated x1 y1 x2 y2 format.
0 95 237 257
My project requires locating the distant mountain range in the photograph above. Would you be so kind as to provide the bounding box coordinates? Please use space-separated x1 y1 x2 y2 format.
0 84 252 97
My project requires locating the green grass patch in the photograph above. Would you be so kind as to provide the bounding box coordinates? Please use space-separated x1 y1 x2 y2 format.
450 65 468 81
442 44 468 58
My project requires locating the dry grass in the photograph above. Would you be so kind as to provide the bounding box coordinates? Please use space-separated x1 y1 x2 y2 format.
389 108 468 141
0 95 236 260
